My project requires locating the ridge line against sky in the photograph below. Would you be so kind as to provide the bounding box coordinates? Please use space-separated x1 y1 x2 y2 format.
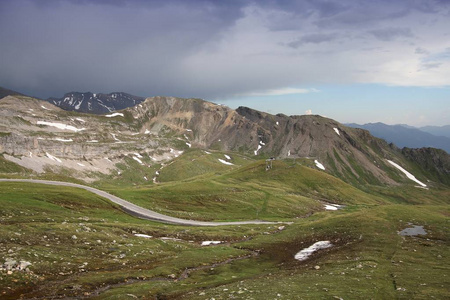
0 0 449 126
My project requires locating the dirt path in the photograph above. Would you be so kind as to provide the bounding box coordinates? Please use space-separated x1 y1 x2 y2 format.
0 179 280 226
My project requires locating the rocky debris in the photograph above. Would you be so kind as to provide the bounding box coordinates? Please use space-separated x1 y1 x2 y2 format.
2 258 32 272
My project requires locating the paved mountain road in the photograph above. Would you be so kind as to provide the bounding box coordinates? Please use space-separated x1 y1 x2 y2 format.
0 179 280 226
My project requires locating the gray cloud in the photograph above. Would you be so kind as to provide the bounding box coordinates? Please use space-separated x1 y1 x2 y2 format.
287 33 338 48
415 47 430 55
0 0 449 100
368 27 414 41
420 62 442 70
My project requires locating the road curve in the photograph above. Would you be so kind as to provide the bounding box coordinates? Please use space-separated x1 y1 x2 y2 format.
0 179 280 226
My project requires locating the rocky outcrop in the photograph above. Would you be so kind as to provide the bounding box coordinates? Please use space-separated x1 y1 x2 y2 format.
402 147 450 185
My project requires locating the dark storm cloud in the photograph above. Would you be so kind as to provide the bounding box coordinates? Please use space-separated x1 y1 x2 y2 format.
0 0 449 99
0 0 246 98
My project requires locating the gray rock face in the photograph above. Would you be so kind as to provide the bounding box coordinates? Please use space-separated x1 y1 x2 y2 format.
0 94 448 187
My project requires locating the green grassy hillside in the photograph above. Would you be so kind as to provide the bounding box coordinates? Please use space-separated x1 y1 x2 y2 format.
1 181 448 299
1 148 449 299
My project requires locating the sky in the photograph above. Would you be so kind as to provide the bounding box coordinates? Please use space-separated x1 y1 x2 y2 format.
0 0 449 126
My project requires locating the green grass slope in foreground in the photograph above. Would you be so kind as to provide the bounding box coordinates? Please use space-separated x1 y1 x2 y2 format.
0 182 448 299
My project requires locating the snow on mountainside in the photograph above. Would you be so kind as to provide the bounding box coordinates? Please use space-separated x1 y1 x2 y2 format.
0 93 449 187
47 92 145 114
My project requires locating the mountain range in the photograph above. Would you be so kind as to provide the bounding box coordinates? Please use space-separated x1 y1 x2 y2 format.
47 91 145 114
0 91 449 187
347 122 450 153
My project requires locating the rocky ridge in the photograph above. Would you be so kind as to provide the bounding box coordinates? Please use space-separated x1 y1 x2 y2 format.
1 94 448 186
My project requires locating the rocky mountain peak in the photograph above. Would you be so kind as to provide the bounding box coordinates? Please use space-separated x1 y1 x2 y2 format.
47 91 145 114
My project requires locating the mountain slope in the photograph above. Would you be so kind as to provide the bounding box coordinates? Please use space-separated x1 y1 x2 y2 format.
0 86 25 99
47 91 145 114
0 95 448 187
347 122 450 153
419 125 450 139
129 97 448 186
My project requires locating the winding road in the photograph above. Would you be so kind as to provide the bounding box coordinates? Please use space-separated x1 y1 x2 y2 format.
0 179 279 226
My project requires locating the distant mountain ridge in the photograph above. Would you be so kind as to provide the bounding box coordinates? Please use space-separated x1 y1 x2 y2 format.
347 122 450 153
0 86 25 99
47 91 145 114
419 125 450 139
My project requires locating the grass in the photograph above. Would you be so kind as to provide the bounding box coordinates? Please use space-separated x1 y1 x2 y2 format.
104 159 388 222
0 182 280 299
0 150 449 299
0 154 32 174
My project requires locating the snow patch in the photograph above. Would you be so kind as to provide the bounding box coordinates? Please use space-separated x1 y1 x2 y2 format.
132 156 143 165
53 138 73 142
387 160 427 187
254 144 262 155
204 151 211 154
276 121 279 125
186 129 192 132
105 112 124 118
75 99 83 110
37 121 85 132
76 118 85 123
134 234 152 238
324 205 338 211
294 241 333 261
186 142 192 148
87 140 98 143
287 150 291 156
111 133 120 141
144 129 150 134
41 105 50 110
333 128 340 136
160 237 182 241
224 154 231 160
324 203 343 210
201 241 222 246
218 159 234 166
133 153 143 158
314 160 325 170
77 163 85 167
46 152 62 163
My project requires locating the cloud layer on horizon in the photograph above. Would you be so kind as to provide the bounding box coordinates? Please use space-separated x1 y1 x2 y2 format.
1 0 449 99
